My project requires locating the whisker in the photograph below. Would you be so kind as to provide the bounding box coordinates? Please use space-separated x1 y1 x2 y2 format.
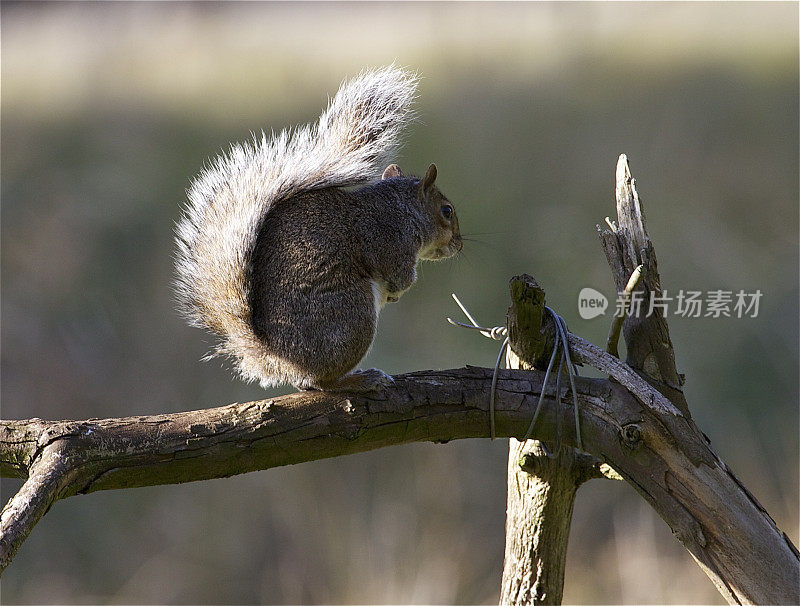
456 250 475 270
459 238 498 252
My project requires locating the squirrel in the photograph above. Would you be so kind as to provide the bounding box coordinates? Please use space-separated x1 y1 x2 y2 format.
174 66 462 392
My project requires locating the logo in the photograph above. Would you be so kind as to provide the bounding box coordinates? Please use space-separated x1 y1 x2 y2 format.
578 288 608 319
576 287 762 320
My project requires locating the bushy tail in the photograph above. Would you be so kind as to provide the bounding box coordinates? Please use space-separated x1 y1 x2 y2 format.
174 66 418 380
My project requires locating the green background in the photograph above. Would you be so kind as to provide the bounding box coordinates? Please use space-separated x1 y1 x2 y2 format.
2 2 797 603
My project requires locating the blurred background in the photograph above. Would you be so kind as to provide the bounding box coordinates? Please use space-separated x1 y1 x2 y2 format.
1 2 797 604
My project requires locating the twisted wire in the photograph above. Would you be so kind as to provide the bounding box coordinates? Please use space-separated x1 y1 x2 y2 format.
448 294 583 451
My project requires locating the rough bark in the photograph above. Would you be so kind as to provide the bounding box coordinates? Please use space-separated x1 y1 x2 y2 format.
501 438 612 605
0 366 614 573
591 155 799 604
499 153 800 605
598 154 689 414
500 439 579 606
500 277 610 606
3 356 797 603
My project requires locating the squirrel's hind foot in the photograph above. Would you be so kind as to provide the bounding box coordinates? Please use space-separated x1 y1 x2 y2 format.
315 368 394 393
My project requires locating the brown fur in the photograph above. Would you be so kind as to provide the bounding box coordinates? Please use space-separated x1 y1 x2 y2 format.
248 167 461 390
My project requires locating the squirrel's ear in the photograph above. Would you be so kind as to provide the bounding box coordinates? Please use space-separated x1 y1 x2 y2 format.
382 164 404 180
422 163 438 192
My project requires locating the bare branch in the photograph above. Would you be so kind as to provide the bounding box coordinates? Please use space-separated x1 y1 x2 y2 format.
1 368 610 489
595 154 798 604
599 154 688 412
500 438 586 606
1 442 71 570
501 276 606 606
0 366 627 575
1 366 797 602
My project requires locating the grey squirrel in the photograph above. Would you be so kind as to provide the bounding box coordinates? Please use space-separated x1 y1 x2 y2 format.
174 66 462 392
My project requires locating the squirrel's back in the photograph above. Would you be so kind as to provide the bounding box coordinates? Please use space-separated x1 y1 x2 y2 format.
174 67 419 385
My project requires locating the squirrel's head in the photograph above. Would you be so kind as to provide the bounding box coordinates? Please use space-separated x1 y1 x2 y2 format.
382 163 463 261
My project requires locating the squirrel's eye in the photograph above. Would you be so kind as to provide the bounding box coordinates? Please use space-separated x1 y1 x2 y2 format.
441 204 453 219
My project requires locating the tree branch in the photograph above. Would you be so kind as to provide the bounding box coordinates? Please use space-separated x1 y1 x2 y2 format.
501 276 611 606
599 154 689 413
2 361 797 602
0 442 72 571
498 153 799 605
594 154 798 603
500 438 589 606
0 366 627 573
1 367 627 491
